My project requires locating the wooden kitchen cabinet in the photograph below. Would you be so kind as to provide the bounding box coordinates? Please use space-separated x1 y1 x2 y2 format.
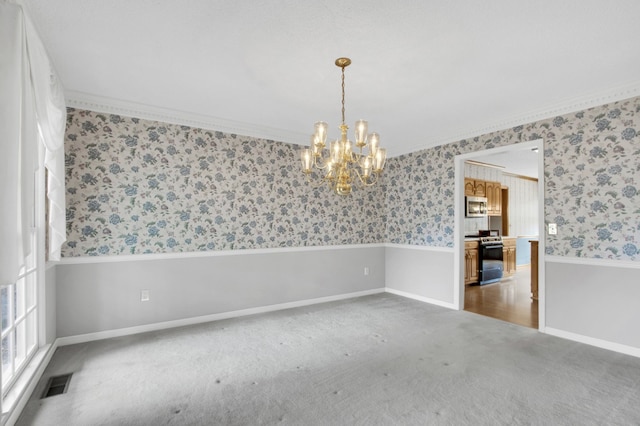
464 240 479 285
464 178 475 196
502 237 517 278
464 178 486 197
485 181 502 216
465 177 501 216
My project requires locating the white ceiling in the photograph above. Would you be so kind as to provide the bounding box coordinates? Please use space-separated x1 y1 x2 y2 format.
22 0 640 157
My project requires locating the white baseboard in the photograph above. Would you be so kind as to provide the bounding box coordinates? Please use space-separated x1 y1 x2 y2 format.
545 327 640 358
57 288 386 346
385 287 457 310
3 340 59 426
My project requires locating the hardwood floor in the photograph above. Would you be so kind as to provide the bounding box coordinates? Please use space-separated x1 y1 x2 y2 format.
464 264 538 329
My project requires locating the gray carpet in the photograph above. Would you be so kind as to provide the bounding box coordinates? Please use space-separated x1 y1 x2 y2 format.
17 294 640 425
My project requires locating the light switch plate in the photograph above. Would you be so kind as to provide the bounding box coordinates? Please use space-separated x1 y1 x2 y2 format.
548 223 557 235
141 290 150 302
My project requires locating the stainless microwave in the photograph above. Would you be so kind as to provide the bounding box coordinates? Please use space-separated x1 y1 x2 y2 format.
465 196 487 217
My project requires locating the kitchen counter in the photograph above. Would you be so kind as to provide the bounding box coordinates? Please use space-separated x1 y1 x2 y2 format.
464 236 516 241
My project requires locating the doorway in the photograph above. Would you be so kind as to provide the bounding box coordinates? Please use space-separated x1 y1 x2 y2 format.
454 139 545 330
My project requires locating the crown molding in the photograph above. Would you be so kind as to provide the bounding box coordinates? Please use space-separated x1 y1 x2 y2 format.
394 80 640 157
65 91 309 146
66 81 640 158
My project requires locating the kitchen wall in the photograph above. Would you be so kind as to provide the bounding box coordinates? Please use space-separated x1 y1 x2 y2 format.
463 217 489 236
501 174 538 238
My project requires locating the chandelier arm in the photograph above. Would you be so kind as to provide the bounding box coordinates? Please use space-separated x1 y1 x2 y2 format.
353 151 368 168
351 167 381 188
312 155 332 170
304 173 332 189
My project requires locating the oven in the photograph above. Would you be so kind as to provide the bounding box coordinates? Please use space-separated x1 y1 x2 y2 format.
478 236 503 285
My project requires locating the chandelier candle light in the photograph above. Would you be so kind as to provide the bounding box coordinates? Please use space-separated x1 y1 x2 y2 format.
300 57 386 195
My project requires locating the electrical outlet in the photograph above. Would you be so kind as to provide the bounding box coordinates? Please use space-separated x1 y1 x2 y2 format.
364 267 370 276
140 290 150 302
548 223 557 235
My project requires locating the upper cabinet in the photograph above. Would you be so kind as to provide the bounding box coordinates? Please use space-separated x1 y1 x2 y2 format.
465 178 501 216
485 181 502 216
464 178 486 197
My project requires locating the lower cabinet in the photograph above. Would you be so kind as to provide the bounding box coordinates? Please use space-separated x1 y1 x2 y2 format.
464 241 479 285
465 238 516 284
502 238 517 277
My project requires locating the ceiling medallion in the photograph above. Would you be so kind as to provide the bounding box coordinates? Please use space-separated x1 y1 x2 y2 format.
300 57 386 195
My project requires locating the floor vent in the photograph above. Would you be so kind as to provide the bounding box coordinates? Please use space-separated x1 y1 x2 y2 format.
42 373 72 398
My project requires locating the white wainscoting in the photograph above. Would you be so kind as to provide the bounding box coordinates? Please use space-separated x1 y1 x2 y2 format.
55 245 386 338
384 244 456 309
545 256 640 357
52 247 640 360
57 288 385 347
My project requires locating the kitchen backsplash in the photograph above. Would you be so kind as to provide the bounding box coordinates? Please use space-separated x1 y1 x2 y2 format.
464 217 489 236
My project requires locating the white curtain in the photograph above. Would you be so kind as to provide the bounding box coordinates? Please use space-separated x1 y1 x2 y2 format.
0 1 66 286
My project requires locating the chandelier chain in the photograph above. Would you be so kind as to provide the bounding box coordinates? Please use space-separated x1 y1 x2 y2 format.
341 65 346 125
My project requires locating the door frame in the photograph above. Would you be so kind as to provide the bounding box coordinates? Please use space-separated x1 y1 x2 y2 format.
453 139 546 331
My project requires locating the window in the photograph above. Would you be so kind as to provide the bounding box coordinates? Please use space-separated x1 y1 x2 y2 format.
1 165 43 399
1 235 38 392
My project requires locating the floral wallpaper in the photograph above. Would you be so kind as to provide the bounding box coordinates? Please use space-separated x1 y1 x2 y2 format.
384 95 640 260
62 109 385 257
64 95 639 261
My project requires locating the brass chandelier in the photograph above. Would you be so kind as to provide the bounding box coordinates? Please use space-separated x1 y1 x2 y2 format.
300 57 386 195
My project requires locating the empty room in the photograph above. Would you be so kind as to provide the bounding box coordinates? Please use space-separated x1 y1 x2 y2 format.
2 1 640 425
